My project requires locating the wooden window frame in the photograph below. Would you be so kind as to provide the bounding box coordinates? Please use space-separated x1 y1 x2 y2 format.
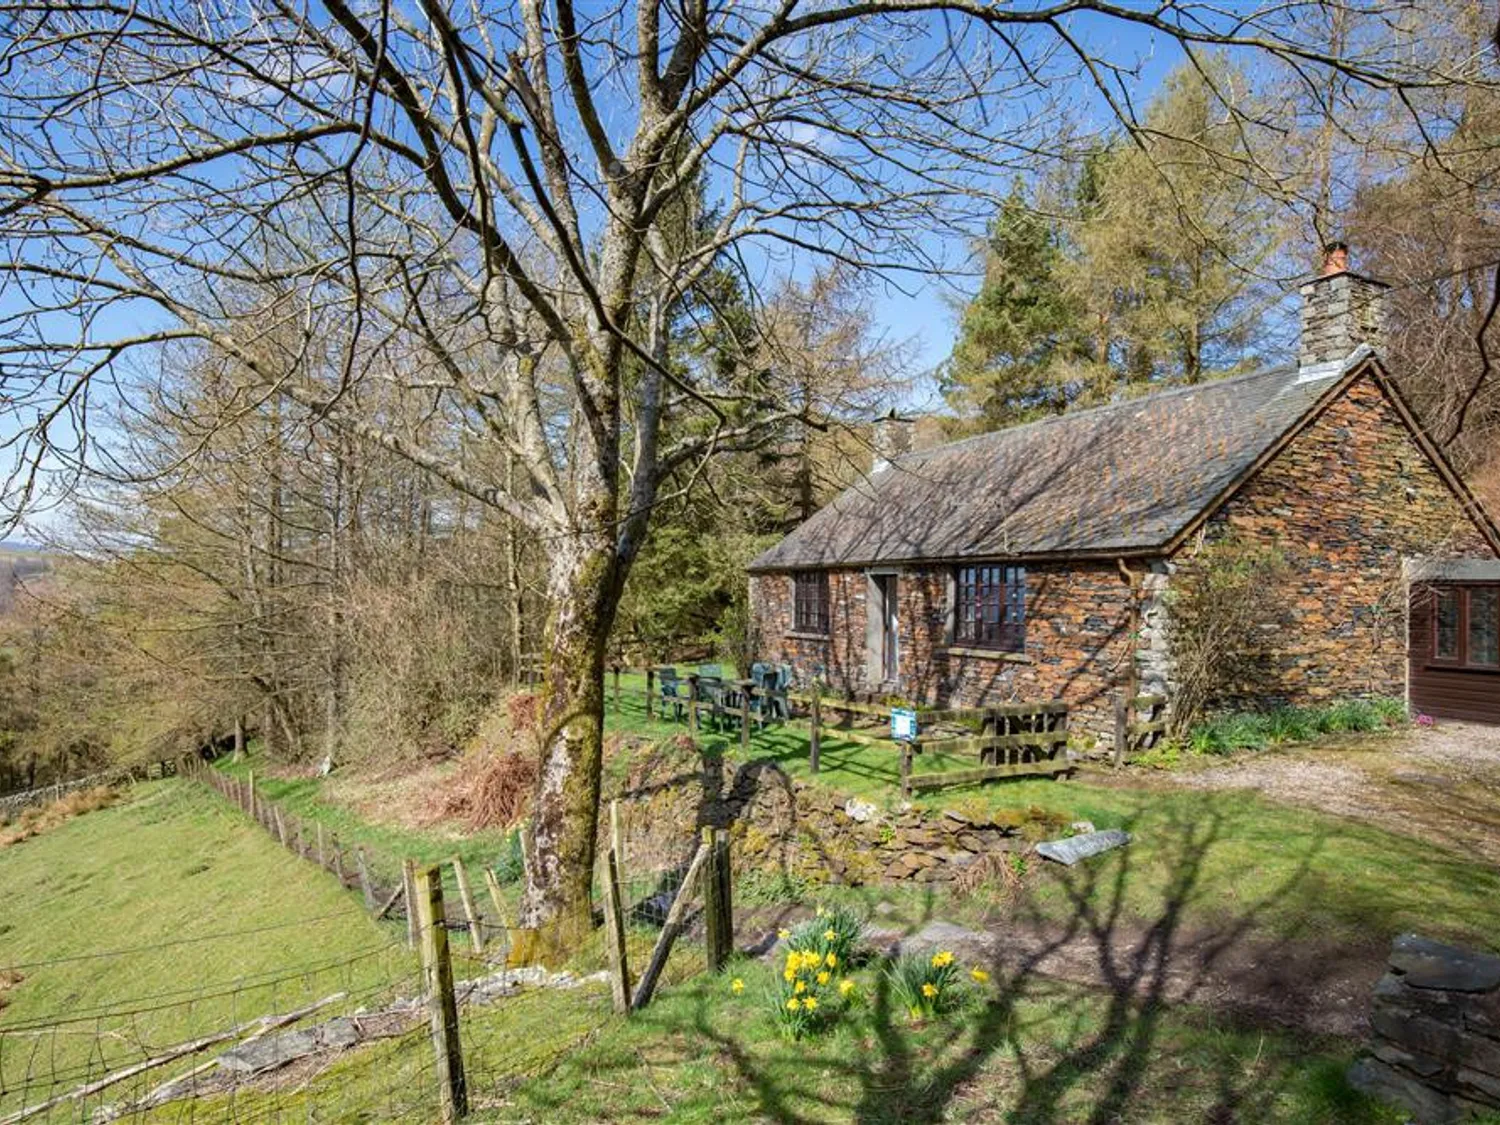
952 564 1026 653
791 571 830 636
1429 583 1500 671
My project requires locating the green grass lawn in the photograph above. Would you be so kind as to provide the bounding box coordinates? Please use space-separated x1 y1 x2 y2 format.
492 954 1400 1124
607 682 1500 954
0 780 415 1119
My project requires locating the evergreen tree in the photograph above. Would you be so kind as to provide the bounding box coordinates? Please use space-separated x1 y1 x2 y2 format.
941 185 1087 427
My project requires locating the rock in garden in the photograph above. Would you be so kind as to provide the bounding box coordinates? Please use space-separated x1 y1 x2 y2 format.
1036 829 1131 866
843 798 878 823
1389 934 1500 993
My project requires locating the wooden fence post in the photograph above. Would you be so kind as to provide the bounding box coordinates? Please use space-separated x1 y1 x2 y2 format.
601 805 631 1013
332 836 345 886
702 827 732 973
403 859 420 951
1113 695 1129 769
356 848 376 910
273 807 288 848
809 689 821 775
414 866 468 1123
899 742 913 799
645 668 655 720
482 868 509 958
317 822 326 869
612 665 621 713
739 691 751 752
687 678 699 735
246 770 255 816
451 857 484 956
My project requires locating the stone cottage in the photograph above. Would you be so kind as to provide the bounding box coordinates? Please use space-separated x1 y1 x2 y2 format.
748 248 1500 741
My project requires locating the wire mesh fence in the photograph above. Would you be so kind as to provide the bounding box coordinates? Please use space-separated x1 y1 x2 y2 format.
3 773 728 1121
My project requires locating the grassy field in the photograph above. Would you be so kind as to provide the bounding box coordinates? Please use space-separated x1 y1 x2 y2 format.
495 952 1399 1124
0 780 415 1118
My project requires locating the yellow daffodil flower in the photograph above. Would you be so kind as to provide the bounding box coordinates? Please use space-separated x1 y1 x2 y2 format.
817 971 830 985
970 968 990 984
825 952 837 968
931 951 954 968
921 982 939 998
731 978 745 994
823 929 837 942
839 979 856 997
794 979 806 993
803 996 818 1011
787 997 800 1011
778 928 790 940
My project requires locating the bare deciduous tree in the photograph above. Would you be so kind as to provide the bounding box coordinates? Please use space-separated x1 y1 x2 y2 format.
0 0 1489 933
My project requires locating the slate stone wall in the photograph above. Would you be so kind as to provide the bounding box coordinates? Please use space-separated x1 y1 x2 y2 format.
1169 373 1497 706
750 561 1136 744
1349 934 1500 1123
614 755 1042 889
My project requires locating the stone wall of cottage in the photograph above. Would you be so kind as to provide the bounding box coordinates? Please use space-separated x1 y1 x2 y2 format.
1168 372 1498 706
750 560 1137 745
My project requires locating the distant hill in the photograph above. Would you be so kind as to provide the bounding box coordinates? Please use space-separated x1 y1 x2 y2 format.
0 543 52 613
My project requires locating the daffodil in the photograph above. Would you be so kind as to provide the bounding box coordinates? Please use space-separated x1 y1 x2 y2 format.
778 928 790 940
921 982 939 998
815 905 826 917
970 968 990 984
817 971 830 986
803 996 818 1011
931 951 954 968
839 979 856 997
784 967 796 982
794 979 806 993
731 978 745 994
825 952 837 968
823 928 837 942
787 997 801 1011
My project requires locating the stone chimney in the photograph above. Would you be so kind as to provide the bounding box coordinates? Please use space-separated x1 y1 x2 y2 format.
871 410 914 473
1298 241 1389 368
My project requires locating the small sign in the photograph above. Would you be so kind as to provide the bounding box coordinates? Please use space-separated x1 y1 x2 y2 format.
890 707 918 743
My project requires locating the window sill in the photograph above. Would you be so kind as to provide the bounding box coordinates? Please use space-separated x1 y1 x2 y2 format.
1425 662 1500 674
786 630 831 642
942 645 1031 663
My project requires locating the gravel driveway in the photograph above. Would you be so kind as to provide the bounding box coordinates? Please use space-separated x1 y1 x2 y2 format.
1168 721 1500 864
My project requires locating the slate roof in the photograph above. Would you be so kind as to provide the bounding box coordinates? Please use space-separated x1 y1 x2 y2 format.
749 358 1359 572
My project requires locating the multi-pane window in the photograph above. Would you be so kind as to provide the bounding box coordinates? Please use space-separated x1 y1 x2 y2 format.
953 565 1026 652
1435 589 1461 660
1431 585 1500 668
1470 589 1499 667
792 571 830 634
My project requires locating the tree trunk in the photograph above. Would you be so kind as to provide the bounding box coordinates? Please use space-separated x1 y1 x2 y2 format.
519 535 621 945
233 714 246 762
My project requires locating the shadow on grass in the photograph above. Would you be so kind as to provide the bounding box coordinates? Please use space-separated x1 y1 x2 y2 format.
644 795 1389 1124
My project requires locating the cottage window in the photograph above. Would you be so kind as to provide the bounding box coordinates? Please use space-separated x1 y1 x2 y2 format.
792 571 830 635
1431 585 1500 669
1434 589 1460 661
1468 588 1499 668
954 565 1025 652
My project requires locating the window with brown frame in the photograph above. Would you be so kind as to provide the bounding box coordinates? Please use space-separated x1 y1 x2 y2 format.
1431 585 1500 669
792 571 830 635
953 565 1025 652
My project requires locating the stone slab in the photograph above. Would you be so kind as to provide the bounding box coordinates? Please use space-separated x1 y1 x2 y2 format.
1035 829 1131 866
1391 934 1500 993
1347 1056 1457 1124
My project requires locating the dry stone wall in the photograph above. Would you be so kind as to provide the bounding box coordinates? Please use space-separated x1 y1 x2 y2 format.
1349 934 1500 1123
612 749 1055 889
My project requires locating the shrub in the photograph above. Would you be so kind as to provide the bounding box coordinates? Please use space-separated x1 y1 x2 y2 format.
0 786 119 848
737 868 814 907
493 827 526 884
